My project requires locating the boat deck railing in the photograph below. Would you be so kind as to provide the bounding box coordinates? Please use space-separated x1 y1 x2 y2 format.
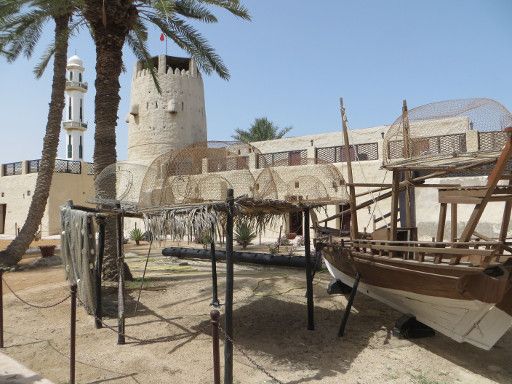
350 239 507 266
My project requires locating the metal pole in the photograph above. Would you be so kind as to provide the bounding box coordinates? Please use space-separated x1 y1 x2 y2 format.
95 219 105 329
304 207 315 331
117 208 126 345
210 222 219 307
211 310 221 384
0 269 4 348
224 188 234 384
70 284 77 384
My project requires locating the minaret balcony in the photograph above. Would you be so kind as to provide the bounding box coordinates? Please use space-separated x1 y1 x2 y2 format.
66 80 88 91
63 121 87 130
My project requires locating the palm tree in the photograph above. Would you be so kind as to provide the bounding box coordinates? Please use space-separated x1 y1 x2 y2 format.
82 0 250 280
232 117 292 143
0 1 81 266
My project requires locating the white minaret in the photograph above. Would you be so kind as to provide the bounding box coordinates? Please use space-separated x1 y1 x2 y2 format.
63 55 87 161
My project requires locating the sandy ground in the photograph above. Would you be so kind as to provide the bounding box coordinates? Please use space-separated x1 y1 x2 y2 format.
0 242 510 384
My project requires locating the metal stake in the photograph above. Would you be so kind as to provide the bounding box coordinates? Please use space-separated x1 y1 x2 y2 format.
210 222 219 307
117 208 126 345
70 284 77 384
211 310 221 384
95 219 105 328
304 207 315 330
224 188 234 384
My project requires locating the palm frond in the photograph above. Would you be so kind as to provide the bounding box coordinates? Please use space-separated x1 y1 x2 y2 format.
199 0 251 20
126 20 162 93
174 0 218 23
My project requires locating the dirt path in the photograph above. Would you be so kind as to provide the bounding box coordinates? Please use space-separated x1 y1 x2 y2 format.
0 249 510 384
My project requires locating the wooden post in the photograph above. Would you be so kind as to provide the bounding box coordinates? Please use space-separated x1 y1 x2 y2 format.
224 188 234 384
338 273 360 337
451 204 458 243
117 206 125 345
70 284 77 384
436 203 447 242
498 181 512 257
304 207 315 331
211 310 221 384
0 269 3 348
390 171 400 242
340 98 358 239
210 222 219 307
95 218 105 329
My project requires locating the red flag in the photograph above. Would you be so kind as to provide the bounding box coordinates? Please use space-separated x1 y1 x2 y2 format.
160 33 165 42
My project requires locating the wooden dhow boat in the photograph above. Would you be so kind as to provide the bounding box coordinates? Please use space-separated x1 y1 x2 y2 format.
318 98 512 350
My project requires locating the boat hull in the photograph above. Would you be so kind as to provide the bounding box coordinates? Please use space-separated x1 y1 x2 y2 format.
324 257 512 350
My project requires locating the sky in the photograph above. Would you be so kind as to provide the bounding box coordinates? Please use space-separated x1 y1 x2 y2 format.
1 0 512 164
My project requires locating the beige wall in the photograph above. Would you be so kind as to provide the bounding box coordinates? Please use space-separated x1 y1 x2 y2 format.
0 162 94 236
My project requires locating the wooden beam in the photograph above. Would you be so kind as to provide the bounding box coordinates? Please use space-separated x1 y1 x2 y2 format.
459 133 512 243
436 203 447 242
352 242 494 257
439 189 512 204
390 171 400 242
318 190 393 224
450 204 457 243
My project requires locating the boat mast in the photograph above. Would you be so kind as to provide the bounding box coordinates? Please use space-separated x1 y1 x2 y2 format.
401 99 415 229
340 98 358 240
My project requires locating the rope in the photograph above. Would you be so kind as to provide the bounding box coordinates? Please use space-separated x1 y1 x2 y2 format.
134 239 153 314
2 277 70 309
218 324 284 384
76 296 145 343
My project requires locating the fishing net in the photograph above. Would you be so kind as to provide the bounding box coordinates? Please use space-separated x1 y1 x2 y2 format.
60 206 96 314
138 141 256 209
383 98 512 164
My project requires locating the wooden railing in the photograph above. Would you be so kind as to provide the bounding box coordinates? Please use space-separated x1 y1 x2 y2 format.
351 239 499 265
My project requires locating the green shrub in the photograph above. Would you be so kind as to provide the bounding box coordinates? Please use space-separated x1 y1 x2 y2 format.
130 227 144 245
195 231 212 250
235 221 257 249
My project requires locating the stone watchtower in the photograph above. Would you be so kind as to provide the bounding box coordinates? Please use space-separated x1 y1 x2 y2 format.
126 55 207 165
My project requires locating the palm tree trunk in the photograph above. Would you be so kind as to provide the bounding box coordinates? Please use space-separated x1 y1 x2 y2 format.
0 15 69 266
85 0 133 280
93 39 124 280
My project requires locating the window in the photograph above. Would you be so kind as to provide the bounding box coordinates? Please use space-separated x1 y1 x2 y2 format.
67 135 72 158
181 101 184 111
78 72 82 82
79 136 83 159
68 98 72 120
79 99 83 121
69 71 73 81
289 151 302 166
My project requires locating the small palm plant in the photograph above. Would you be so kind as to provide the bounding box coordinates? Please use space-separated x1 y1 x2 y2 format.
129 227 144 246
234 220 256 249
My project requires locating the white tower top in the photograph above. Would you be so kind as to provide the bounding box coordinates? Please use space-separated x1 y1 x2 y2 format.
63 55 88 161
